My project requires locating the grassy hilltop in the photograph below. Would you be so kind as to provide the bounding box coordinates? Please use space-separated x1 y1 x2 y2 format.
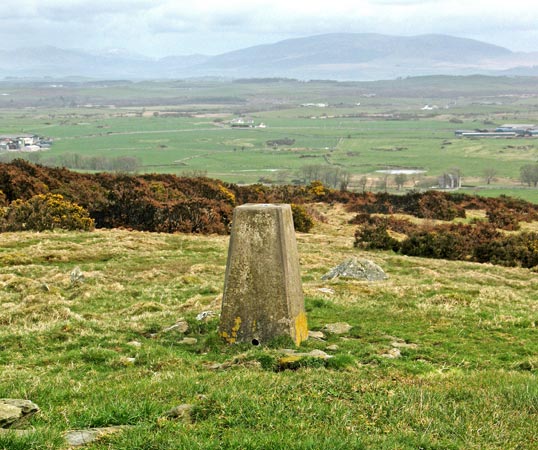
1 205 537 449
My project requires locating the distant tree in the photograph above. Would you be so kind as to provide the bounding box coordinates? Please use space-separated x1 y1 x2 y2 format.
483 168 497 185
357 176 368 193
394 173 407 190
520 164 538 187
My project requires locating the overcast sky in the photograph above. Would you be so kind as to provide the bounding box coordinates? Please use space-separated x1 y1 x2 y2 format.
1 0 537 57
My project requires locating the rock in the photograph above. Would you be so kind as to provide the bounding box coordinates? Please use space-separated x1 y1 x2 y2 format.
391 341 418 350
70 266 85 285
0 399 40 428
65 426 129 447
127 340 142 348
162 320 189 334
308 330 326 340
381 348 402 359
281 349 332 359
278 349 332 370
324 322 352 335
162 404 193 423
196 310 216 322
321 257 388 281
180 337 198 345
326 344 339 351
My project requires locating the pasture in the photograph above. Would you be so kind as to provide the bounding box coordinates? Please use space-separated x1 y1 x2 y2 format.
1 76 538 198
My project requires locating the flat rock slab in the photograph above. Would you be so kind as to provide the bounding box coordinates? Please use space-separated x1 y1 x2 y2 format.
324 322 352 335
322 257 388 281
65 426 130 447
0 399 40 428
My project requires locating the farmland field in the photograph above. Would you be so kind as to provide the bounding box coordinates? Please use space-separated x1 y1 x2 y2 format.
2 76 538 199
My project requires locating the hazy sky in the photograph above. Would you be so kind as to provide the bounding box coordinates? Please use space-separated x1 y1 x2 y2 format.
1 0 537 57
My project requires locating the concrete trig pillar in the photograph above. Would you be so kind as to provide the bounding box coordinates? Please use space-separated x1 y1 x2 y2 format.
219 203 308 346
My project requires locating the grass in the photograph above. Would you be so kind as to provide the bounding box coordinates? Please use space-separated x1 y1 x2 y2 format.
1 205 538 448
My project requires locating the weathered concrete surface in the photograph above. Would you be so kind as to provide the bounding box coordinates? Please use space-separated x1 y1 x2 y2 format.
219 204 308 346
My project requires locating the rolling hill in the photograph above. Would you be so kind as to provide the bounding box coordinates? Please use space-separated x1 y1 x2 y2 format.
2 33 538 81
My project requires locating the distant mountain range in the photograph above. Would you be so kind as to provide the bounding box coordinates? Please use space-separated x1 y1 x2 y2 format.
2 33 538 81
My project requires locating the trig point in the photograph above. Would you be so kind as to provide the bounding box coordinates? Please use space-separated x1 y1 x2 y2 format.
219 203 308 346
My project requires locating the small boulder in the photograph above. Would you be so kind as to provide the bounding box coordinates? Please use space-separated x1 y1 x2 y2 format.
381 348 402 359
65 426 129 447
162 320 189 334
0 399 40 428
70 266 85 285
162 404 194 423
308 330 326 340
324 322 352 335
322 257 388 281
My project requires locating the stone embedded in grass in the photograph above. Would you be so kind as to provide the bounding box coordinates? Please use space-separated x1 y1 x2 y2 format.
70 266 85 285
308 330 326 340
381 348 402 359
219 204 308 346
196 310 216 322
179 337 198 345
162 404 194 423
324 322 352 335
321 257 388 281
0 399 40 428
162 319 189 334
65 426 130 447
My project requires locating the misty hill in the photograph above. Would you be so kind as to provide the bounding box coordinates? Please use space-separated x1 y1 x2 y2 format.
2 33 538 81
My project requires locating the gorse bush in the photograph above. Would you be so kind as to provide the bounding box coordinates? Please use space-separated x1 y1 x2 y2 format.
291 203 314 233
2 160 538 239
0 193 94 232
354 216 538 269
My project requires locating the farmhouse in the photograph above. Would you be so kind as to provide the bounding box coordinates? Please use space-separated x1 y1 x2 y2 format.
0 134 51 152
230 118 255 128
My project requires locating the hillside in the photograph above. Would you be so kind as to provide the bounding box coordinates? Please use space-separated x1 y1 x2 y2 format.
1 205 537 448
3 33 538 81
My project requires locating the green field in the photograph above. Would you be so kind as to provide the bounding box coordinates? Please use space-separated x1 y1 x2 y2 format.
1 76 538 196
1 208 538 449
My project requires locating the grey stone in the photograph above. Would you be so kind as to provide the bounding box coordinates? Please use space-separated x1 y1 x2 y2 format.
281 349 332 359
196 310 216 322
180 337 198 345
162 320 189 334
308 330 326 340
163 404 194 423
219 204 308 346
391 341 418 349
381 348 402 359
70 266 85 285
321 257 388 281
65 426 129 447
326 344 339 351
324 322 352 335
127 340 142 348
0 399 40 428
